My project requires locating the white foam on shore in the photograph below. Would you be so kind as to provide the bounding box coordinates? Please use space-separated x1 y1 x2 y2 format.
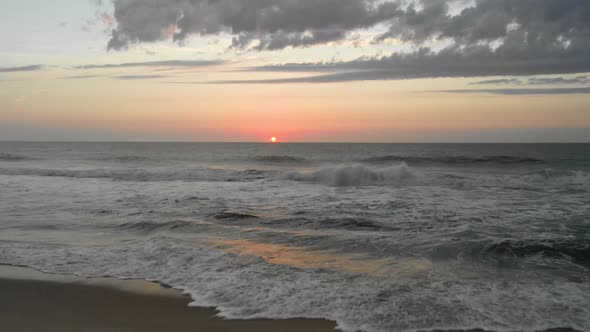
1 238 588 332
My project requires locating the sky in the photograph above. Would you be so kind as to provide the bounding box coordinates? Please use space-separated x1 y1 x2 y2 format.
1 0 589 142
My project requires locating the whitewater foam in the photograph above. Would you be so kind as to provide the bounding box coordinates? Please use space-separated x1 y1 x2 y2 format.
285 163 415 186
1 238 588 332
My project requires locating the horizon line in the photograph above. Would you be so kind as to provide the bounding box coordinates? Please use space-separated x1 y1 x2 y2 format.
1 140 589 144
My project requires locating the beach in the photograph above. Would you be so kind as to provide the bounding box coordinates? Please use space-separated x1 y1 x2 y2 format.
1 142 588 331
0 265 336 332
0 264 580 332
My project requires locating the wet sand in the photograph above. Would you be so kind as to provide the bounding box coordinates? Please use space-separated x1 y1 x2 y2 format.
0 265 337 332
0 265 580 332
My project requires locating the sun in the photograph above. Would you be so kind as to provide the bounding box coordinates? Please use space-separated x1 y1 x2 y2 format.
270 136 278 143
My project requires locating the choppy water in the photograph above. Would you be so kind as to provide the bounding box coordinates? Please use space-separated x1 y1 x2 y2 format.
1 142 589 331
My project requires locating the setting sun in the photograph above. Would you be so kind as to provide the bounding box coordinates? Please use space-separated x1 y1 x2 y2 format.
270 136 278 143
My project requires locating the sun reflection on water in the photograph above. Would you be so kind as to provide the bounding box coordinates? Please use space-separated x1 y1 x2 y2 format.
211 239 433 277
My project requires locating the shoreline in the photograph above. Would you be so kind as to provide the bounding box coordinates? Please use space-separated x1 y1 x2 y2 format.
0 264 337 332
0 264 581 332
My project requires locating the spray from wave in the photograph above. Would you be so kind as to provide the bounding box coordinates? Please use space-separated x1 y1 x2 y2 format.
285 163 415 186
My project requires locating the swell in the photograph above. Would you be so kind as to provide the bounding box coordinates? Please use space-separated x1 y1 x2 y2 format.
0 153 33 162
91 155 154 162
362 155 544 165
253 155 307 163
480 239 590 268
3 164 587 192
0 167 274 182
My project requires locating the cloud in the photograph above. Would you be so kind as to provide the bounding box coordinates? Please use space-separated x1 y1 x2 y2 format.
75 60 225 69
62 75 103 79
428 87 590 95
471 75 590 85
114 75 168 80
250 31 590 76
204 44 590 83
0 65 44 73
470 78 523 85
104 0 590 58
106 0 402 50
528 76 590 85
135 0 590 82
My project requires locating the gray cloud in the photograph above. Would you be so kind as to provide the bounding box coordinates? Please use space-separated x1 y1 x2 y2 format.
75 60 225 69
528 76 590 85
102 0 590 80
106 0 402 50
471 75 590 85
428 87 590 95
0 65 44 73
470 78 522 85
62 75 103 79
114 75 168 80
211 44 590 83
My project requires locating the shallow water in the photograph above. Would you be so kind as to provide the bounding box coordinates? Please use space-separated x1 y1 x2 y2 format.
0 142 589 331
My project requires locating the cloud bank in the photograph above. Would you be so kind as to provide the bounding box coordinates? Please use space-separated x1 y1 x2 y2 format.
106 0 400 51
471 76 590 86
0 65 44 73
105 0 590 81
75 60 225 69
430 87 590 95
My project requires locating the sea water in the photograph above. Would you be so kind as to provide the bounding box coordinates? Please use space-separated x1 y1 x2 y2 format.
0 142 589 331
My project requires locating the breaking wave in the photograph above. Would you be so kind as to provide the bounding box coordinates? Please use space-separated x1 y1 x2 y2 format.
285 163 415 186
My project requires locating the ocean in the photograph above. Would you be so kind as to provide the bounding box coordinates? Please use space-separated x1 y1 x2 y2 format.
1 142 589 331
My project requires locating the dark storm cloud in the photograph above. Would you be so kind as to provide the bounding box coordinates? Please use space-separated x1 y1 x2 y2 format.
0 65 44 73
75 60 225 69
429 87 590 95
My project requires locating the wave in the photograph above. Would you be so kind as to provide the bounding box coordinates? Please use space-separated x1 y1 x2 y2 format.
0 153 33 161
0 167 273 182
92 155 154 162
116 220 194 232
362 155 543 164
285 163 414 186
518 169 590 192
276 216 401 232
481 239 590 267
254 155 307 163
213 212 260 221
3 238 589 332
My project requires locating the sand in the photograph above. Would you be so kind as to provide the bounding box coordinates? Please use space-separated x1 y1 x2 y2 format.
0 265 580 332
0 265 337 332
